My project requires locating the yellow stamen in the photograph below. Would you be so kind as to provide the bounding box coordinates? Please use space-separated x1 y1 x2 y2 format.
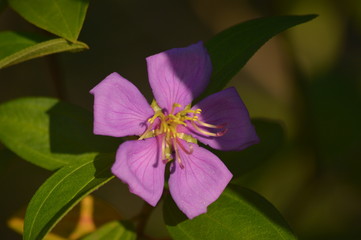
191 122 222 137
196 120 226 129
138 100 227 168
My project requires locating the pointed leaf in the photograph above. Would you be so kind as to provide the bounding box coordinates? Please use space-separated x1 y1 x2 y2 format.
7 0 89 41
0 31 88 69
0 97 118 170
81 221 136 240
23 154 114 240
164 185 296 240
202 14 317 97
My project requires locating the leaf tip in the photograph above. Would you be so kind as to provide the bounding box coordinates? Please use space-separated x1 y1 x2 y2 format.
303 13 319 21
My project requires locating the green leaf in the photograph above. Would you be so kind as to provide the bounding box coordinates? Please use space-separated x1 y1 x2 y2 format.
81 221 136 240
203 14 317 97
7 0 89 42
218 119 285 179
0 97 119 170
164 185 296 240
0 31 88 69
23 153 114 240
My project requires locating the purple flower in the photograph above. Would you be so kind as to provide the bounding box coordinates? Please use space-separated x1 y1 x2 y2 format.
90 42 259 219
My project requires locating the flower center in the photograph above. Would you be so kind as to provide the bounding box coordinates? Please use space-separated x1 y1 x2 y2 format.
139 100 226 168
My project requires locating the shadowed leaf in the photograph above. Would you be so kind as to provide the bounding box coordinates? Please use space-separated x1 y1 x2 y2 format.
23 154 114 240
0 97 118 170
203 14 317 97
217 118 285 179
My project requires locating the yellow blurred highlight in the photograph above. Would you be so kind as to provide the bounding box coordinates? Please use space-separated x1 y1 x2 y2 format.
7 195 121 240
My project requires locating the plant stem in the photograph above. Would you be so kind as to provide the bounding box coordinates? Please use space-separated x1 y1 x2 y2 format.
135 203 153 239
47 55 66 100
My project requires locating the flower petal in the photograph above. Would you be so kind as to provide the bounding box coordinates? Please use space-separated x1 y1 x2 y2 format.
188 87 259 151
90 72 154 137
146 42 212 112
168 141 232 219
111 137 165 206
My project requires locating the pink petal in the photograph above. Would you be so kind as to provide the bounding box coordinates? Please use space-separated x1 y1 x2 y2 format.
188 87 259 151
111 137 166 206
90 72 154 137
168 141 232 219
146 42 212 112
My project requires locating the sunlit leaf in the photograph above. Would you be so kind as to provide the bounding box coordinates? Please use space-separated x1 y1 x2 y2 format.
0 97 118 170
81 221 136 240
23 154 114 240
164 185 296 240
7 0 89 42
203 14 317 97
0 31 88 69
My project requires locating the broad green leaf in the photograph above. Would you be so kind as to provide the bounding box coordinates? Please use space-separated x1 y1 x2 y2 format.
81 221 136 240
7 0 89 42
23 154 114 240
0 31 88 69
218 119 284 179
164 185 296 240
0 97 119 170
203 14 317 97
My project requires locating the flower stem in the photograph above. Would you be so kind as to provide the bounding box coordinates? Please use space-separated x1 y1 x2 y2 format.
135 203 153 239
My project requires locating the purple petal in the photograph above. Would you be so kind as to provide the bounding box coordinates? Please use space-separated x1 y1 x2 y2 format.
188 87 259 151
146 42 212 112
90 72 154 137
168 141 232 219
111 137 165 206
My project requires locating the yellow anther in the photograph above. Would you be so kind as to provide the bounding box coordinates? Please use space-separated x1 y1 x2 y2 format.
195 109 202 114
171 103 182 114
183 104 191 111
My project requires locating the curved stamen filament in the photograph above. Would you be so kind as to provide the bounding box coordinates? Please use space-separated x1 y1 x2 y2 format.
139 122 155 140
161 135 167 162
191 121 227 137
176 138 193 155
172 138 184 169
195 120 226 129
